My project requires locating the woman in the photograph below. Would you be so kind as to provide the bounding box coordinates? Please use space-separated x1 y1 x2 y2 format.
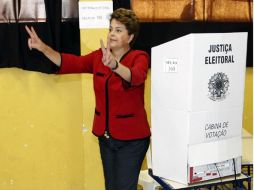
25 8 151 190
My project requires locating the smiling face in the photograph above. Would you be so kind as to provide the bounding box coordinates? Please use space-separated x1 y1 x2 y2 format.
108 19 134 50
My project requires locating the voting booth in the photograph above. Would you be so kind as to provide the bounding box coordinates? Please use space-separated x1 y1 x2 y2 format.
151 32 248 184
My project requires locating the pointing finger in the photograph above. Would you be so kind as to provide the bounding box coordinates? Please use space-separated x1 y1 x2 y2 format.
106 35 110 54
100 39 106 54
31 26 39 38
25 25 34 38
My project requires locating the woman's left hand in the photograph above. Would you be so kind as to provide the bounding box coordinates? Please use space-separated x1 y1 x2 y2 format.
100 39 117 70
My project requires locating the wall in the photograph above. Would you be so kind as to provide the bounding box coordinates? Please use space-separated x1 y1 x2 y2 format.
243 67 253 134
0 68 84 190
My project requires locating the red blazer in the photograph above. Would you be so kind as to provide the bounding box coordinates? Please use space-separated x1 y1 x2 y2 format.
59 49 151 140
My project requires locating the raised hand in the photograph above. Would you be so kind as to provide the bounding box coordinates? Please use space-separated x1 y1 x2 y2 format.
100 38 117 70
25 25 46 52
25 25 61 66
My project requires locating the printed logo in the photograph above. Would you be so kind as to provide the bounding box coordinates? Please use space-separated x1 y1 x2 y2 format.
208 72 229 101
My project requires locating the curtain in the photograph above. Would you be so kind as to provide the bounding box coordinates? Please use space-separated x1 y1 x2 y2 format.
113 0 131 10
0 0 80 73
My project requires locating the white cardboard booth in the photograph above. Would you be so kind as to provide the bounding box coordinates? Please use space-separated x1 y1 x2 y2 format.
151 32 248 184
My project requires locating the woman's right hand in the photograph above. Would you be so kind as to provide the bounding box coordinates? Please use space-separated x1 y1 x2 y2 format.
25 25 46 52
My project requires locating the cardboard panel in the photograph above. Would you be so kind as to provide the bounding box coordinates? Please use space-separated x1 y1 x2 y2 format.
152 33 248 111
151 34 192 110
151 33 247 184
188 136 241 166
152 107 189 184
189 108 242 145
190 33 247 111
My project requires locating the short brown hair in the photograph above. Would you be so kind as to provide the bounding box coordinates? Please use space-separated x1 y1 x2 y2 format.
110 8 139 46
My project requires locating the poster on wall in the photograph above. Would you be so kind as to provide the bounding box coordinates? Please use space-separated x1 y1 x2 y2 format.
79 1 113 29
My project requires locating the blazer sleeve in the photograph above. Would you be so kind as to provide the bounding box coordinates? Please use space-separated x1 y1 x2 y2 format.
58 50 98 74
129 51 149 86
